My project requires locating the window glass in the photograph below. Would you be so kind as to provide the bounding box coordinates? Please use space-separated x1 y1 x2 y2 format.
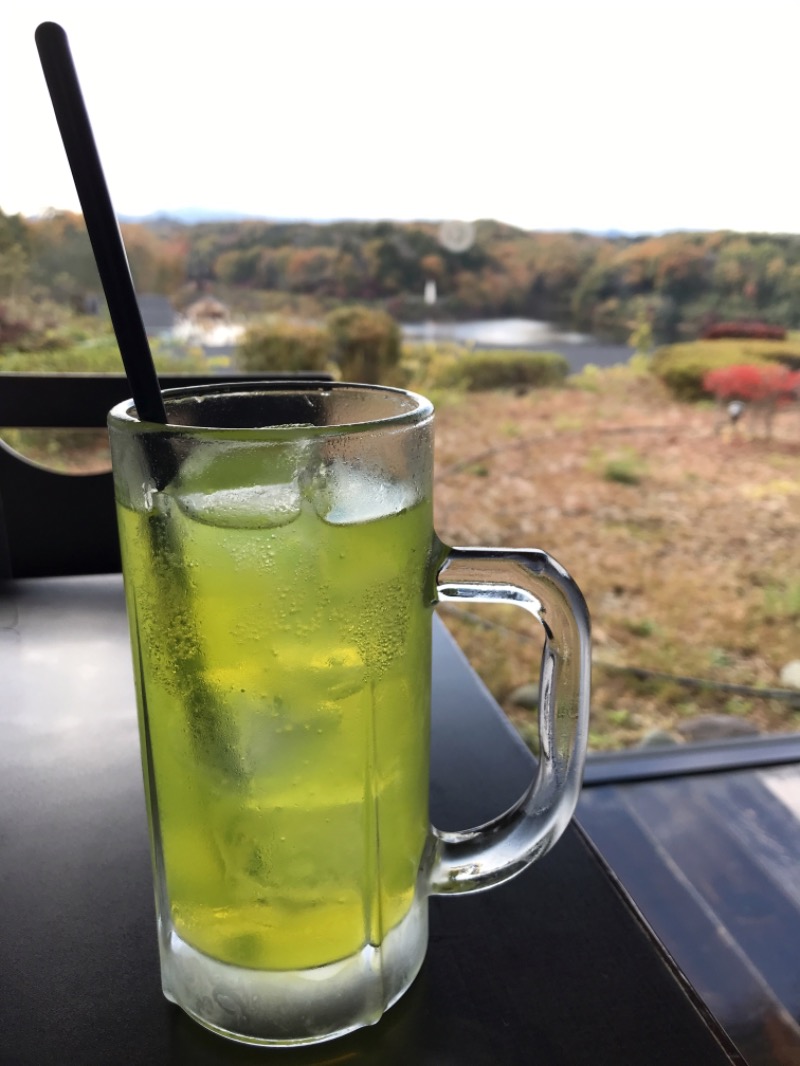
2 1 798 752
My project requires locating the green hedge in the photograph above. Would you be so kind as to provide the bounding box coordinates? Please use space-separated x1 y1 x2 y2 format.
326 306 401 384
0 338 207 374
236 308 403 383
237 318 330 373
428 349 569 392
650 339 799 400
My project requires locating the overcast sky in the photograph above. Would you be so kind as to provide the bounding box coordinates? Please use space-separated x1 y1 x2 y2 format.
2 0 799 234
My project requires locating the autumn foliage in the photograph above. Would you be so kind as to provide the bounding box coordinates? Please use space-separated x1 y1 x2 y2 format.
703 364 800 405
7 206 800 348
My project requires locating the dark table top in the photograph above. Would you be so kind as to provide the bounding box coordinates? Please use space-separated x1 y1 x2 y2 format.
0 575 743 1065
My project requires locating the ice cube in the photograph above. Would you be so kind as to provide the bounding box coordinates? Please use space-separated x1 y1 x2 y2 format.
174 483 302 529
311 463 416 526
169 439 310 528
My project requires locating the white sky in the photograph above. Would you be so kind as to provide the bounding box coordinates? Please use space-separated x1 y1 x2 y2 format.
2 0 799 234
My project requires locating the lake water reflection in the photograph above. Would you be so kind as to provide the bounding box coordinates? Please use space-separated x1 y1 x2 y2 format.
402 318 632 372
403 317 588 347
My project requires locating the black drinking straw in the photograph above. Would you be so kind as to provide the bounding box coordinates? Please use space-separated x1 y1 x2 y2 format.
35 22 167 426
34 22 241 775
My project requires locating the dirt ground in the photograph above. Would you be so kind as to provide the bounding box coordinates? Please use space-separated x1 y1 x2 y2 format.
431 365 800 751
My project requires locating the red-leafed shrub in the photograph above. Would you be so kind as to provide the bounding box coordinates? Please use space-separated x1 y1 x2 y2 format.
701 321 787 341
703 364 800 405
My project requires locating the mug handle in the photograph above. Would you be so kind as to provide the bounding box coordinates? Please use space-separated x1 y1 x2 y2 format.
429 546 591 895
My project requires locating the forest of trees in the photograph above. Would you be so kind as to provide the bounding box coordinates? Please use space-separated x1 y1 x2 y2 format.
3 208 800 348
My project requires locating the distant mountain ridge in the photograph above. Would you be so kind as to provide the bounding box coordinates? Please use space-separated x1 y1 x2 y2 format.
119 207 269 224
119 208 614 233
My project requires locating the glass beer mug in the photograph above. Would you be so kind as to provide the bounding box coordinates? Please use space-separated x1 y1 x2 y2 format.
108 381 590 1046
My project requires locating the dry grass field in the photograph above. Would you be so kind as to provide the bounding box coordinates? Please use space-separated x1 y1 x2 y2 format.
431 363 800 752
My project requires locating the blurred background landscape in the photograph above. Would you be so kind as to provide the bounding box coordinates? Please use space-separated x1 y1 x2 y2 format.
2 0 799 755
2 207 799 755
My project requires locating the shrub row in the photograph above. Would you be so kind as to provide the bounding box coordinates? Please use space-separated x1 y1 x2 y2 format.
650 339 797 400
237 312 571 393
237 307 402 385
0 338 207 374
427 349 570 392
237 319 329 374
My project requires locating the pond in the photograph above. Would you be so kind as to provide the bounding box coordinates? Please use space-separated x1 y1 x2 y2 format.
402 317 633 373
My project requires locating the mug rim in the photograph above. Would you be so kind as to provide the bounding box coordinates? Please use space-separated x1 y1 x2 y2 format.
108 380 434 439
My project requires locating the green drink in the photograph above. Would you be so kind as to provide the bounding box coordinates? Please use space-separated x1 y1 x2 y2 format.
109 382 591 1047
117 478 432 974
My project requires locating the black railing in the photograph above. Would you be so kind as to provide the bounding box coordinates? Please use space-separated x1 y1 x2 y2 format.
0 371 332 579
